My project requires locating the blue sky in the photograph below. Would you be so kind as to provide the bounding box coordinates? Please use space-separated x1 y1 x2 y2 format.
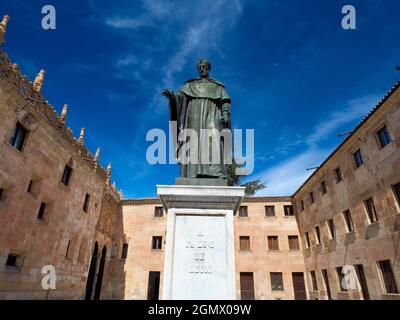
2 0 399 198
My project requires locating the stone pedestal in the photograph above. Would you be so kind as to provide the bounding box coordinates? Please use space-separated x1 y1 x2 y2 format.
157 184 245 300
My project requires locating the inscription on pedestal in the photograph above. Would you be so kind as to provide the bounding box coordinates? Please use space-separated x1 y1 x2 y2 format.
186 232 215 274
171 214 227 299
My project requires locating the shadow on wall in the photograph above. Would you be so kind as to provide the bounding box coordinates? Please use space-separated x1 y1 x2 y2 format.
105 202 128 299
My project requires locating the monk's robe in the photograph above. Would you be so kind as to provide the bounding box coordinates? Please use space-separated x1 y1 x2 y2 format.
168 77 231 179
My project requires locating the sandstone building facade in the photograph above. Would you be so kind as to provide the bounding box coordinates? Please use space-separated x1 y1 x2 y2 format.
0 44 122 299
293 81 400 300
119 197 305 300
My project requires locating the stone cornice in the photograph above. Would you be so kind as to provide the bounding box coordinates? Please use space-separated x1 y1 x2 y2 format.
121 195 292 206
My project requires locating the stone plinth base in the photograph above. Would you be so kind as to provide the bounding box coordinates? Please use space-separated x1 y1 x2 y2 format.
175 177 228 186
157 184 245 300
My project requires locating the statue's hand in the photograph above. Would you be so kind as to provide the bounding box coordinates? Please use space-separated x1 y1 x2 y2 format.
161 89 174 100
222 111 230 125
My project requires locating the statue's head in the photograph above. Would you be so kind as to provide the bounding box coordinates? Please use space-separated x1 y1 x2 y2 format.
197 58 211 78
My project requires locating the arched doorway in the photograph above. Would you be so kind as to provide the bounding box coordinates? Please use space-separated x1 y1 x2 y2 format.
85 241 98 300
93 245 107 300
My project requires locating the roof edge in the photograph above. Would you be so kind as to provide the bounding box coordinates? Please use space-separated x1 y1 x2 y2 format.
121 195 292 206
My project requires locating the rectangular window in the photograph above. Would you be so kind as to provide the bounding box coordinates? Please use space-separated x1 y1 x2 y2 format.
321 181 327 195
334 167 343 183
336 267 348 292
322 269 332 300
26 178 41 197
61 165 72 186
300 200 304 211
239 206 248 217
121 243 129 259
328 219 336 239
9 122 28 151
343 210 354 232
65 240 71 258
309 192 314 204
310 271 318 291
353 149 364 168
154 206 164 217
270 272 284 291
315 226 321 244
147 271 160 300
240 236 250 251
288 235 299 250
6 253 18 267
268 236 279 251
305 232 310 248
0 188 3 201
152 236 162 250
393 182 400 206
355 264 370 300
377 126 391 148
240 272 255 300
265 205 275 217
37 202 46 220
83 193 90 212
378 260 398 294
364 198 378 223
27 180 33 193
284 205 294 216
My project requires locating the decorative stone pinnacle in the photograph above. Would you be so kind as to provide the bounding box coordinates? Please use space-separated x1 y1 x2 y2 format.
106 163 112 186
94 147 100 162
118 189 123 198
93 147 100 171
59 104 68 124
33 69 45 93
0 15 10 45
12 63 19 74
78 128 85 146
112 182 117 191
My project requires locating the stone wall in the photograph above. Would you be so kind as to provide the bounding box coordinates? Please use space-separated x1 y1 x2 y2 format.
0 48 121 299
235 198 305 300
293 82 400 300
120 197 306 300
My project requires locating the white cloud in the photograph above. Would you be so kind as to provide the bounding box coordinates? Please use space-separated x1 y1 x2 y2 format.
162 21 209 88
116 55 138 66
104 0 244 87
141 0 175 18
255 147 330 196
252 93 382 196
105 15 152 29
306 94 381 147
104 0 175 30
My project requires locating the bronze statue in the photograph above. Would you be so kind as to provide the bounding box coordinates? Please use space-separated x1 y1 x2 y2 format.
162 59 231 182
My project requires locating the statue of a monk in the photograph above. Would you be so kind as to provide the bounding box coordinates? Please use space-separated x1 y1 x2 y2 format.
162 58 231 181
